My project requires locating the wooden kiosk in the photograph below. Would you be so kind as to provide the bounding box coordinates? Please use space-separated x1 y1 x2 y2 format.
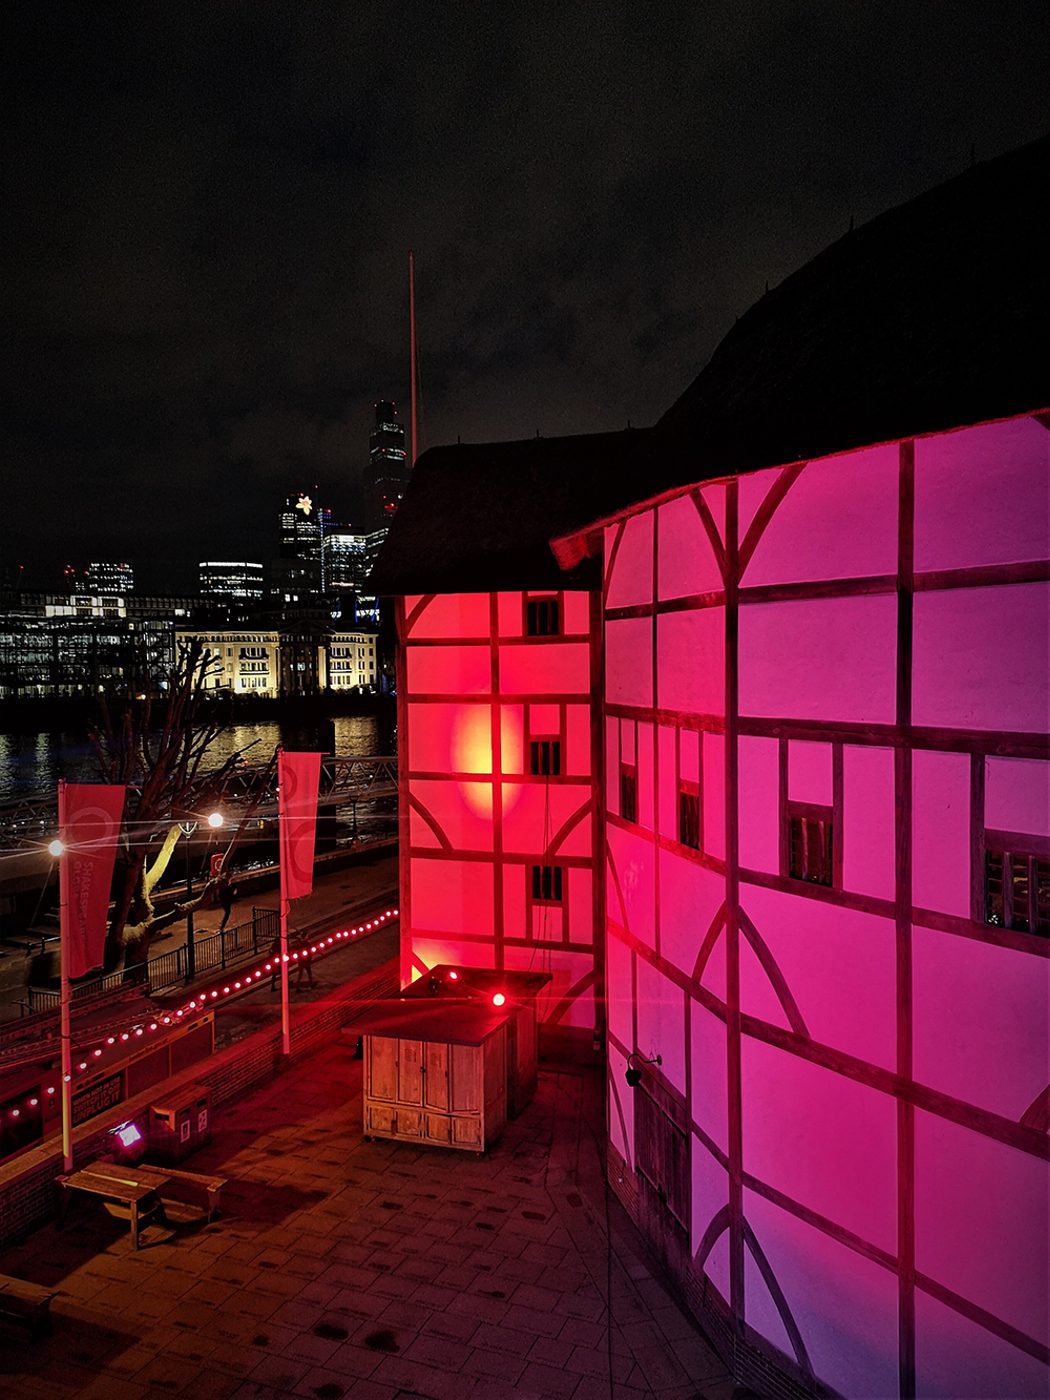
355 999 508 1153
400 965 551 1117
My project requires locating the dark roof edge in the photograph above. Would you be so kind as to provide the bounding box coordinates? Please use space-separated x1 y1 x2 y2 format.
550 406 1050 568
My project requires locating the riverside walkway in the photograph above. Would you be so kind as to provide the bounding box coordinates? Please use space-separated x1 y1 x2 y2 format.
0 1037 735 1400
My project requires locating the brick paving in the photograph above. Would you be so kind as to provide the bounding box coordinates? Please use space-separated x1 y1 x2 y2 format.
0 1041 736 1400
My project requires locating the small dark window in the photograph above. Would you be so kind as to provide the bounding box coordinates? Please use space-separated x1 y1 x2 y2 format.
678 785 701 851
526 596 561 637
985 847 1050 935
620 764 637 823
788 811 833 886
531 864 563 904
529 739 561 776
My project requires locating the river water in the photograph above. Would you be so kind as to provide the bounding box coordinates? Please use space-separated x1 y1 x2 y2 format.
0 713 395 802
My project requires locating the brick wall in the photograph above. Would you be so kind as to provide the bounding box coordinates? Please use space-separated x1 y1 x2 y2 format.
0 958 398 1252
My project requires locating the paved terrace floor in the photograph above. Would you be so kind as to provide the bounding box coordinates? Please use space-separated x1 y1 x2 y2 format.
0 1041 738 1400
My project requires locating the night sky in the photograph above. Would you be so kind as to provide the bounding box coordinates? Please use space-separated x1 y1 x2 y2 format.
3 2 1047 593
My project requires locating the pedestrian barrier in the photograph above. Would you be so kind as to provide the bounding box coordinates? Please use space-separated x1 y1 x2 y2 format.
26 907 279 1011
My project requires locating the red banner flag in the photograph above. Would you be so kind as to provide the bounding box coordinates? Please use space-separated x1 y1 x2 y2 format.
279 750 323 901
60 782 126 979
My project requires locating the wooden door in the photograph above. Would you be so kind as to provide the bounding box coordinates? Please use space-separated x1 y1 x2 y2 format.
397 1039 423 1105
449 1044 481 1114
423 1042 449 1111
366 1036 397 1101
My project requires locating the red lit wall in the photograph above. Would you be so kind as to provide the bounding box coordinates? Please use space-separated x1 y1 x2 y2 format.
603 417 1050 1399
396 590 602 1034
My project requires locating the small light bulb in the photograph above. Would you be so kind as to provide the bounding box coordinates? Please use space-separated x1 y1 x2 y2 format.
492 993 506 1007
48 838 64 858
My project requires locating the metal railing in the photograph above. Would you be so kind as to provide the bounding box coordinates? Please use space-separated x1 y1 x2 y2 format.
26 906 279 1011
0 754 398 849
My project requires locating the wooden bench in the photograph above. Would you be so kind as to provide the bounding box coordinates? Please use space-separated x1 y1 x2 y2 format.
133 1164 226 1223
0 1274 58 1338
57 1167 168 1250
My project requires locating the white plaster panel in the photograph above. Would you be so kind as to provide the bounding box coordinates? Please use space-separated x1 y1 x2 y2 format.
606 511 654 609
700 482 727 551
605 618 653 708
500 704 524 775
656 607 725 716
738 735 780 874
636 955 686 1095
410 936 490 979
744 1191 900 1400
739 468 777 548
699 927 726 1002
740 882 897 1071
407 644 490 695
657 494 724 600
842 744 896 901
637 722 655 831
657 849 724 980
914 1109 1049 1343
690 1133 729 1258
410 592 493 639
408 702 490 774
912 749 970 918
788 739 833 805
690 1000 729 1154
606 718 620 818
912 582 1050 733
739 595 897 723
704 731 726 861
518 946 594 1028
497 591 523 636
566 704 591 777
410 856 493 937
741 1038 897 1253
914 416 1050 572
914 1282 1050 1400
606 823 655 948
744 1243 803 1371
502 784 592 858
739 933 792 1032
567 868 593 941
704 1230 732 1310
501 864 525 940
743 444 899 586
500 641 592 695
985 756 1050 837
680 728 700 788
912 925 1050 1119
605 931 634 1050
410 779 493 852
563 592 591 634
657 726 677 839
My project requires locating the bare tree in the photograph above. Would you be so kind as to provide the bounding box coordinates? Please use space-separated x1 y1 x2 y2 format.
93 639 274 971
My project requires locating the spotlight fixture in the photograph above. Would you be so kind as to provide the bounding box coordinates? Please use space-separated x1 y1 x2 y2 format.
624 1051 662 1088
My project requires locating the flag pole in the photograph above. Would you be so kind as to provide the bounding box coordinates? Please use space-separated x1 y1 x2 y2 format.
409 250 418 466
58 780 73 1173
279 754 291 1056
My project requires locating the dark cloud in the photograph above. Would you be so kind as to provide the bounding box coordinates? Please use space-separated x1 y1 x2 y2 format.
3 0 1047 589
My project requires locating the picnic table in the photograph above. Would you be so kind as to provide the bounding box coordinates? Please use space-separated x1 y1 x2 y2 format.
56 1163 170 1250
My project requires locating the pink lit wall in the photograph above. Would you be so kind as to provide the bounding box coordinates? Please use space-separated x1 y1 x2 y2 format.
602 418 1050 1399
397 589 601 1033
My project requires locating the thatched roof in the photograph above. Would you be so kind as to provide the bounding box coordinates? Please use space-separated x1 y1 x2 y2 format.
369 428 663 593
374 136 1049 592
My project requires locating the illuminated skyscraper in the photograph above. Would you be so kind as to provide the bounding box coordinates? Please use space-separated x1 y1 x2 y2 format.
274 491 323 599
364 401 410 529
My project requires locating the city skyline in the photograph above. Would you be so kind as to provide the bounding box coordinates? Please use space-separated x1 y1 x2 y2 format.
4 5 1047 593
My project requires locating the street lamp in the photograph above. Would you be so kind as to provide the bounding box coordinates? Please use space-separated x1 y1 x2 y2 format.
178 811 223 982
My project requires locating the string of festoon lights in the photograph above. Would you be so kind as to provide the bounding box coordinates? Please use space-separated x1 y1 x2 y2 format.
3 906 398 1123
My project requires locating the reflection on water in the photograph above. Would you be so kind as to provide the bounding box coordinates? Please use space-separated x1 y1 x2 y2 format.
0 714 393 801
